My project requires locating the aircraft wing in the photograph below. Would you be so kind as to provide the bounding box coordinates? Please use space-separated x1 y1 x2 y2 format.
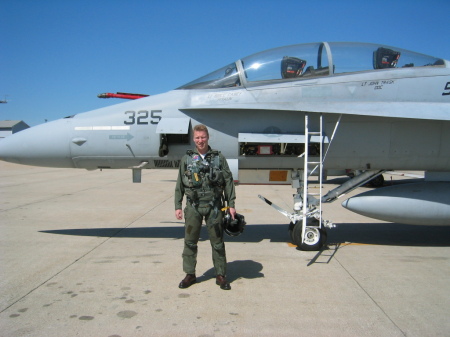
182 101 450 121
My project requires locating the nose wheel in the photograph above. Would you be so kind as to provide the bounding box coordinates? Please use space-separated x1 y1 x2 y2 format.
289 218 327 251
259 194 328 251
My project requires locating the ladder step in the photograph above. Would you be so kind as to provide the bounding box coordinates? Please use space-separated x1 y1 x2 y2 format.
302 112 324 233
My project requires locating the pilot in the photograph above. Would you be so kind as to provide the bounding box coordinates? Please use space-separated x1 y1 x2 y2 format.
174 124 237 290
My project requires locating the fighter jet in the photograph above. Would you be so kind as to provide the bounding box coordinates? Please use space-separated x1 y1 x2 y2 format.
1 42 449 250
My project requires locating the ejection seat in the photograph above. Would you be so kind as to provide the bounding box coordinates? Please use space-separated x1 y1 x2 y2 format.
374 47 401 69
281 56 307 78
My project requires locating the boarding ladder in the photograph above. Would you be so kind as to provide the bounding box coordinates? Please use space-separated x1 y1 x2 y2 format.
258 112 386 249
301 112 324 244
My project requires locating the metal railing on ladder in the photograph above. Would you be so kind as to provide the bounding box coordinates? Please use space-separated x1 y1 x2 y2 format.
301 112 324 245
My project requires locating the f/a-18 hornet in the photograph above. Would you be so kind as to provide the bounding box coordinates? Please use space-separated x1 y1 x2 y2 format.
1 42 449 250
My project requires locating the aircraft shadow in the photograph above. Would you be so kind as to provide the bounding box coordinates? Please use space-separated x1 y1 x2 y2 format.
39 224 288 243
40 222 450 247
327 222 450 247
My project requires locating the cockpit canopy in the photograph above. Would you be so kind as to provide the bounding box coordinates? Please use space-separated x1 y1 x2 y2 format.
178 42 446 89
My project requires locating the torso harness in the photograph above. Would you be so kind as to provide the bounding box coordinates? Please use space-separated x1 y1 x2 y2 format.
182 150 226 215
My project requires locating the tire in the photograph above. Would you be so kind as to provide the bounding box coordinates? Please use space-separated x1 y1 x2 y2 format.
288 222 295 243
291 218 327 251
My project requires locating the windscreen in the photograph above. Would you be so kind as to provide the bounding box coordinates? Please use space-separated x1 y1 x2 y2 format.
178 63 240 89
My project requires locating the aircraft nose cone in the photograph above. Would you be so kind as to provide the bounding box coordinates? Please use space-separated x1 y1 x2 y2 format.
0 119 75 168
341 198 359 211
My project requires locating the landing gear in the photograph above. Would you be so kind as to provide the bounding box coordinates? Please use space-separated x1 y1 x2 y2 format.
257 112 388 252
259 113 340 252
289 219 327 251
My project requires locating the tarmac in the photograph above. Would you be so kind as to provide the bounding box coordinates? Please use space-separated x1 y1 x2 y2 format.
1 161 450 337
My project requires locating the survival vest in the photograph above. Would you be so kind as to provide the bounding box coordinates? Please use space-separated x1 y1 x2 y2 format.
182 150 225 205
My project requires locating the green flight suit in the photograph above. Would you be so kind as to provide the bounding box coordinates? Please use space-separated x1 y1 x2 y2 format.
175 146 236 276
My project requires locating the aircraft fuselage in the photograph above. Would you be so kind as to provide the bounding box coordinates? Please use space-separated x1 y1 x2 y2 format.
2 64 449 176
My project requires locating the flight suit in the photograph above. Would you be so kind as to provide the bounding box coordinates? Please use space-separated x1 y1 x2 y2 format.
175 146 236 276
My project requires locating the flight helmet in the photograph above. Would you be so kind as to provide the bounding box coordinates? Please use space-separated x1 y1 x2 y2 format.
223 213 246 237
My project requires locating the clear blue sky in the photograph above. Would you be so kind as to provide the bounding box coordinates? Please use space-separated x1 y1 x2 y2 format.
2 0 450 126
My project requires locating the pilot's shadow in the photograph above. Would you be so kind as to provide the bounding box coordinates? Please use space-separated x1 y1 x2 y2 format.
198 260 264 284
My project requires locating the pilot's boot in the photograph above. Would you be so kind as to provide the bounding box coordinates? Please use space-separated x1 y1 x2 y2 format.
216 275 231 290
179 274 196 288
